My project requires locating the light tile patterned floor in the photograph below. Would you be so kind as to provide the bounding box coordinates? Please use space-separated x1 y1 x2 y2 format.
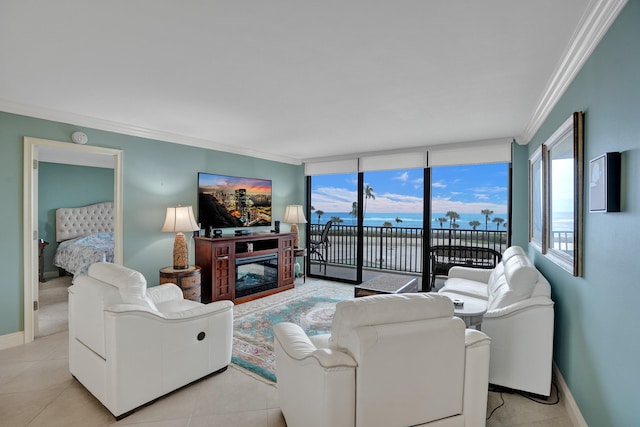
1 277 575 426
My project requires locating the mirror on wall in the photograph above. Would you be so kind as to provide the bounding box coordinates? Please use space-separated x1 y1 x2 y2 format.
529 112 584 276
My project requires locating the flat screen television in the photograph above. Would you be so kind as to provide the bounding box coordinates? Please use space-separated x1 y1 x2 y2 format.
198 172 272 229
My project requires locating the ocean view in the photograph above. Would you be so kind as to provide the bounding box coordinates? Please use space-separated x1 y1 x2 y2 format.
310 212 509 231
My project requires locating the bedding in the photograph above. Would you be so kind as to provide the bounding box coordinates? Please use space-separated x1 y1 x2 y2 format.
54 232 114 276
54 202 115 277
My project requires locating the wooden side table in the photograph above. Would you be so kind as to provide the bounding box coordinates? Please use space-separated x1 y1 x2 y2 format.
293 248 307 283
159 265 202 302
38 240 48 282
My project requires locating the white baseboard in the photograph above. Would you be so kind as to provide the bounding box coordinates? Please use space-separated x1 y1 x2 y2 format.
0 331 25 350
553 362 588 427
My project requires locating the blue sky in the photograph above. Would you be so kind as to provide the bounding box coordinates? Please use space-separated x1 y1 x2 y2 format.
311 163 509 215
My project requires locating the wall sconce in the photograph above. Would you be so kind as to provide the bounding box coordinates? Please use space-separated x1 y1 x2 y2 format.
161 205 199 269
283 205 307 248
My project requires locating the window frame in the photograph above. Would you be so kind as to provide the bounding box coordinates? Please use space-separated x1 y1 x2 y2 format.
529 146 544 251
529 112 584 276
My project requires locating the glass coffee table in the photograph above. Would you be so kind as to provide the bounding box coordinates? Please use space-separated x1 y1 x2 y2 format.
354 274 418 298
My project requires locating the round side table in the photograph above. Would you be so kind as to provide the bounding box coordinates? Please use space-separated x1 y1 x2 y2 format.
159 265 201 302
452 299 487 330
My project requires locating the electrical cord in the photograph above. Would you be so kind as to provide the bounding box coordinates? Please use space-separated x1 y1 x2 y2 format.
486 381 560 421
486 391 504 420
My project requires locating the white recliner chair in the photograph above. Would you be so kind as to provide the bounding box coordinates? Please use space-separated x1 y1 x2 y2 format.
68 262 233 418
273 293 491 427
438 246 555 396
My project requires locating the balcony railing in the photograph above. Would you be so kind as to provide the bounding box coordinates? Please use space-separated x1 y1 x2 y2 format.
309 224 509 275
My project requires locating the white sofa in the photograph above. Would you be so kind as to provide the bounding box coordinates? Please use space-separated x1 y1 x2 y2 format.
438 246 554 396
68 262 234 418
274 293 491 427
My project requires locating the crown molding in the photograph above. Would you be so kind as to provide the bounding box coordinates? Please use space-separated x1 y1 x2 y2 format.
519 0 628 145
0 99 303 165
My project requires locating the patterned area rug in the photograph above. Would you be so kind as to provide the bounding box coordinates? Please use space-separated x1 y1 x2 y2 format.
232 279 354 382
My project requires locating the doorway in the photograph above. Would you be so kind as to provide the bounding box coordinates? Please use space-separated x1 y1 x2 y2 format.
23 137 123 343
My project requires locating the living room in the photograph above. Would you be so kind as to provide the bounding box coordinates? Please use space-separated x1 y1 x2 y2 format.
1 1 639 426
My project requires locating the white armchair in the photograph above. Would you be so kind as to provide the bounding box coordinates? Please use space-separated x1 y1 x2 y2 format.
68 262 233 418
273 293 491 427
439 246 555 396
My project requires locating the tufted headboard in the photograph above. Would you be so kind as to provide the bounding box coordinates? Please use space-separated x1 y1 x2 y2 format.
56 202 114 242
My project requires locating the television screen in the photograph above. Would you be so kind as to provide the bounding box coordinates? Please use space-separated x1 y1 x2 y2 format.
198 172 272 229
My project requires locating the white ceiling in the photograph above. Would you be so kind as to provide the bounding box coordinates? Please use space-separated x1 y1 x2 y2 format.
0 1 626 165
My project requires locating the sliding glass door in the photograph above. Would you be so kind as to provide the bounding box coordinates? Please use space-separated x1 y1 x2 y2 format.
305 158 511 287
307 172 360 282
360 168 426 287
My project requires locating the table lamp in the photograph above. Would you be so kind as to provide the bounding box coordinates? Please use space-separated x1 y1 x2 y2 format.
161 205 199 269
283 205 307 248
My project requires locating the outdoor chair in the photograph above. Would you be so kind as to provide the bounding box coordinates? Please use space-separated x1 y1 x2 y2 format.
429 245 502 291
309 220 332 273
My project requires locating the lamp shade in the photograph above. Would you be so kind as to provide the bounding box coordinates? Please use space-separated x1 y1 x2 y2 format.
283 205 307 224
161 205 199 269
161 205 199 233
283 205 307 248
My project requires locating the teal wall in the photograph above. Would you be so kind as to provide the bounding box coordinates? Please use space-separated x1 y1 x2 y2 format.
0 111 304 336
510 143 530 248
520 1 640 425
38 162 114 273
3 4 639 422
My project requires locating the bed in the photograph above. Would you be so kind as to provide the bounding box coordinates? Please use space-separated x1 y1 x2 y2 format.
53 202 115 277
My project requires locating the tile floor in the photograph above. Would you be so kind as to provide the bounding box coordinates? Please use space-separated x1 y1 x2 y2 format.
2 276 576 426
0 330 576 427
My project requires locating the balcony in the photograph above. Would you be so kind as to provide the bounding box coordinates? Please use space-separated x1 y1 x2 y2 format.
307 223 509 287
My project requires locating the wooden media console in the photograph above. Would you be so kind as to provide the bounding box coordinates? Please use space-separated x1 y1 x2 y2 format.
195 232 296 304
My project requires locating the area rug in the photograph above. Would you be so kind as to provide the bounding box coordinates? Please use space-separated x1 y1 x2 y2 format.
232 279 354 382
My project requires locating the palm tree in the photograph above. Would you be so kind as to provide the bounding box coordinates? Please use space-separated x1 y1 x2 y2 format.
437 217 448 228
364 185 375 219
382 221 393 228
316 210 324 224
481 209 493 230
492 217 505 230
445 211 459 228
451 222 460 229
395 217 403 226
350 202 358 225
330 216 343 224
469 220 481 230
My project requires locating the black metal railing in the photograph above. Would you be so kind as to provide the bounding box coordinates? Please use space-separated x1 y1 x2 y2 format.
309 224 510 274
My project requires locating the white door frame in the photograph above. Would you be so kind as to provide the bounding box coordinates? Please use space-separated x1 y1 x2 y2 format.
22 137 123 343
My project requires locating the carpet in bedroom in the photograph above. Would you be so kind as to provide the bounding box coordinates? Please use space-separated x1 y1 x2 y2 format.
231 279 354 382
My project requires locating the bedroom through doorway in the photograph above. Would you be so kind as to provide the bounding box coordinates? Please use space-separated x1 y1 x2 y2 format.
23 137 123 343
